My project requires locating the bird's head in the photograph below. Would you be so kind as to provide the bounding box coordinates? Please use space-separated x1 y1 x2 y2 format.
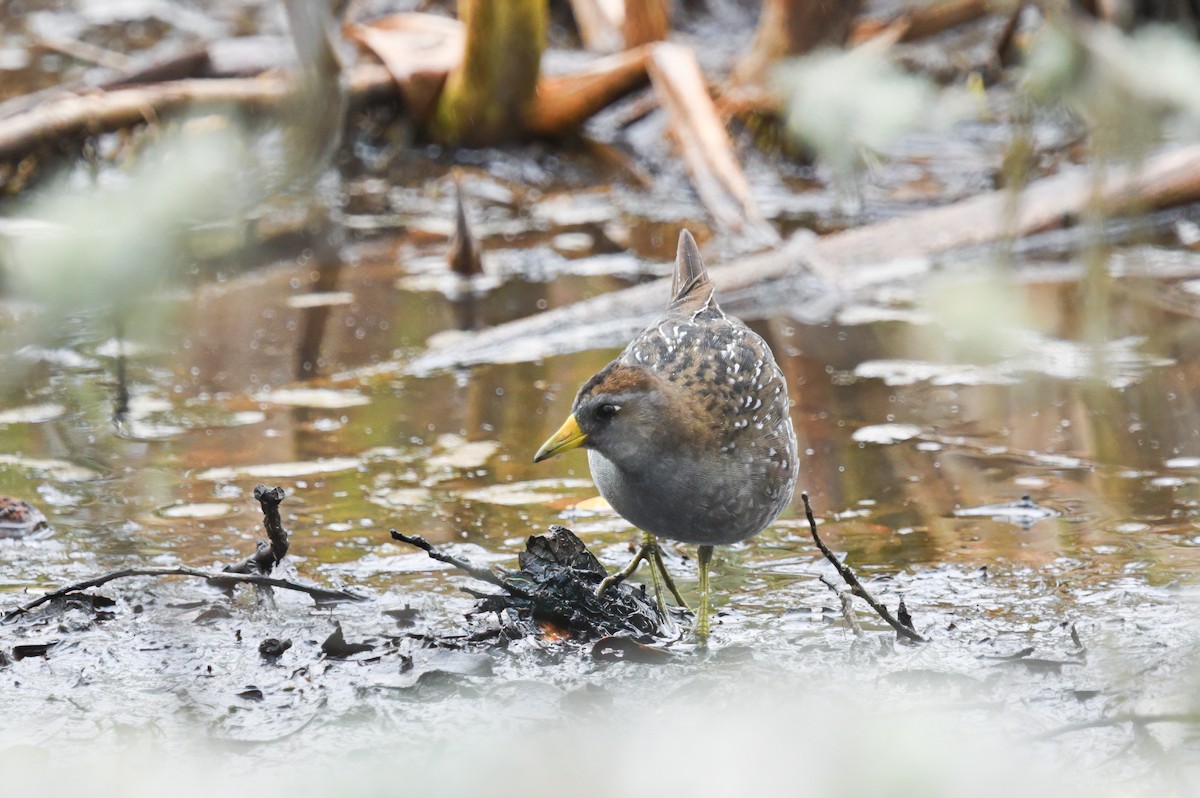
533 364 677 467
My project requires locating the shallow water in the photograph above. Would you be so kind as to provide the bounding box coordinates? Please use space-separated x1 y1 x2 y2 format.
3 1 1200 793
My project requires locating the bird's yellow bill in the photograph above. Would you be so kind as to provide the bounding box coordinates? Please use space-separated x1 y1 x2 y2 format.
534 414 587 462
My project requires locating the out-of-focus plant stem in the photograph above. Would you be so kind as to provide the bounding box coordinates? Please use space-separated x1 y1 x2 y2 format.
431 0 547 147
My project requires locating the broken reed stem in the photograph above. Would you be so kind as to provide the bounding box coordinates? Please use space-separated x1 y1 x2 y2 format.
1 566 365 623
802 492 926 643
389 529 533 599
255 484 290 565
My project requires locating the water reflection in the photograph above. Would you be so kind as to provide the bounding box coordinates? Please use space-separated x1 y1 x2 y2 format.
1 228 1199 603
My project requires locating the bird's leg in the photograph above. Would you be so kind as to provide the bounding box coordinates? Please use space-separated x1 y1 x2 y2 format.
597 532 691 617
649 539 690 611
595 534 653 597
694 545 714 640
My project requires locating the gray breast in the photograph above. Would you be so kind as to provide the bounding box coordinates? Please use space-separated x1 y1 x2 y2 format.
588 444 795 547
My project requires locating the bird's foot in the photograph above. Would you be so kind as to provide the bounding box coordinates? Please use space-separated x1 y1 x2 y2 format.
595 540 651 598
596 533 690 617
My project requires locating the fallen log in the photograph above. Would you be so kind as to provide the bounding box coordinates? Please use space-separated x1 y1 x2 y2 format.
0 64 396 163
410 141 1200 371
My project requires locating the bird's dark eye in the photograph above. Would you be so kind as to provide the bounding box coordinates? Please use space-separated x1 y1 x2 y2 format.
596 403 620 421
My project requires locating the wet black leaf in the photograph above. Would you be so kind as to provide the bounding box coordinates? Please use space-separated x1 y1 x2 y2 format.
238 687 265 701
259 638 293 659
467 526 669 642
12 642 57 660
321 622 374 659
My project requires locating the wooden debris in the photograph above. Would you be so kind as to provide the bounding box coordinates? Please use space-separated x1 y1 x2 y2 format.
411 141 1200 371
0 64 396 163
734 0 864 86
850 0 993 45
408 232 824 373
814 143 1200 283
623 0 670 47
347 13 465 123
392 526 671 641
525 46 651 136
569 0 625 53
647 43 777 241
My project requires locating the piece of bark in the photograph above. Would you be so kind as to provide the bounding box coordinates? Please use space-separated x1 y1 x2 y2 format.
525 46 651 136
347 13 465 123
734 0 865 86
569 0 625 52
647 43 777 241
411 141 1200 372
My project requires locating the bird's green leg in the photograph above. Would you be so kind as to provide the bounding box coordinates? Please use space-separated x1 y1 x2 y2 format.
694 545 714 639
595 535 653 597
649 539 690 611
640 532 670 613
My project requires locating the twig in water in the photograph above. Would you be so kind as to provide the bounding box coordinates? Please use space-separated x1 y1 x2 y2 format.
802 492 926 643
389 529 532 599
1 565 365 623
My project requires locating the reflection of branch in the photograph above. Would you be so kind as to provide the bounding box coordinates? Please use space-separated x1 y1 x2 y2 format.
1 566 365 623
1033 712 1200 741
819 575 862 637
802 492 926 643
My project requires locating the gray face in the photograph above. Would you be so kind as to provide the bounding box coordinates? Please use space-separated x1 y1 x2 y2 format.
573 388 669 474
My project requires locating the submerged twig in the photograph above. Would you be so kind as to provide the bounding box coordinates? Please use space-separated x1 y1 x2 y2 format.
1 566 365 623
819 575 863 637
802 492 926 643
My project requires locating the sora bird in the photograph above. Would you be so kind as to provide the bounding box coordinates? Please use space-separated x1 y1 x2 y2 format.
534 230 799 638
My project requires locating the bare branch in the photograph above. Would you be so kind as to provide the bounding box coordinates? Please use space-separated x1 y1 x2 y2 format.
803 492 926 643
2 566 365 623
